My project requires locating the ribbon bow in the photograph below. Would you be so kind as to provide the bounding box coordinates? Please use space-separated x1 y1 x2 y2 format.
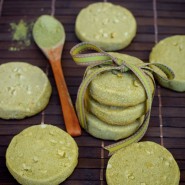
70 42 175 155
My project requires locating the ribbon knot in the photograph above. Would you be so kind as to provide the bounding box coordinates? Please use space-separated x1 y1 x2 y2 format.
70 42 175 155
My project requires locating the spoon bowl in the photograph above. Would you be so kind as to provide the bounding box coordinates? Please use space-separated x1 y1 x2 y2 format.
33 15 81 136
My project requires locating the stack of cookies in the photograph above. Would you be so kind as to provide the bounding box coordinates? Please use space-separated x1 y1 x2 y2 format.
83 53 154 140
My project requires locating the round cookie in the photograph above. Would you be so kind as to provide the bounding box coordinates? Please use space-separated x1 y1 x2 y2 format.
0 62 52 119
6 124 78 185
86 94 146 125
88 53 154 106
85 111 143 140
149 35 185 92
75 2 137 51
106 141 180 185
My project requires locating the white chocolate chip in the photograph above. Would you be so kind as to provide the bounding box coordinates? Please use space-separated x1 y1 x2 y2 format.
127 174 135 180
11 89 17 95
102 33 108 38
111 32 116 38
140 183 146 185
33 156 39 162
59 141 65 145
165 161 170 166
133 80 139 87
13 67 18 72
94 34 100 40
58 149 65 157
173 42 178 46
41 170 47 174
146 150 153 155
26 108 31 112
179 44 183 51
50 139 57 144
107 164 112 169
124 32 128 37
49 130 55 136
22 163 31 171
113 18 119 23
27 90 32 95
82 32 86 37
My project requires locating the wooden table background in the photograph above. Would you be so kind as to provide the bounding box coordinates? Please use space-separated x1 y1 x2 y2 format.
0 0 184 184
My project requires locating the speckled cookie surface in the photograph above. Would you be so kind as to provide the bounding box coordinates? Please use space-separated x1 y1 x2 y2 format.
85 111 143 140
6 124 78 185
106 141 180 185
0 62 52 119
149 35 185 92
88 53 154 106
86 95 145 126
75 2 137 51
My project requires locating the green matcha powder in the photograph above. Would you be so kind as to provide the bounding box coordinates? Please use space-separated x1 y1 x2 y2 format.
33 15 65 48
9 20 33 51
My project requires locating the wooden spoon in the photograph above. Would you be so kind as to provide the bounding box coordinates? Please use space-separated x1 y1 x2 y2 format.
33 15 81 136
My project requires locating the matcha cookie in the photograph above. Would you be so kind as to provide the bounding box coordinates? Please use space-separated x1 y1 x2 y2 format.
88 53 154 106
75 2 137 51
149 35 185 92
6 124 78 185
0 62 52 119
86 95 146 126
85 111 143 140
106 141 180 185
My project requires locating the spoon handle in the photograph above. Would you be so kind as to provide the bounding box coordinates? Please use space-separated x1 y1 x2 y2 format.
50 60 81 137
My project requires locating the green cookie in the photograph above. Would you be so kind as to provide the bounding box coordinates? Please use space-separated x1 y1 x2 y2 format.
86 94 146 126
106 141 180 185
6 124 78 185
85 111 143 140
88 53 154 106
149 35 185 92
0 62 52 119
75 2 137 51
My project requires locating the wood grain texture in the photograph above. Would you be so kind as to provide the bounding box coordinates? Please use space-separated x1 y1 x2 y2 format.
0 0 184 184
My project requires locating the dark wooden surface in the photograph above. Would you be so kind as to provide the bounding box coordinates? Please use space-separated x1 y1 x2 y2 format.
0 0 185 184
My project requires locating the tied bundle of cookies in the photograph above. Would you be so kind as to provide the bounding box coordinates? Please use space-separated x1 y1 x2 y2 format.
70 42 174 153
84 52 154 141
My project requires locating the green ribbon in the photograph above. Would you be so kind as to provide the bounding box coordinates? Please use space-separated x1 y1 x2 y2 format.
70 42 175 155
